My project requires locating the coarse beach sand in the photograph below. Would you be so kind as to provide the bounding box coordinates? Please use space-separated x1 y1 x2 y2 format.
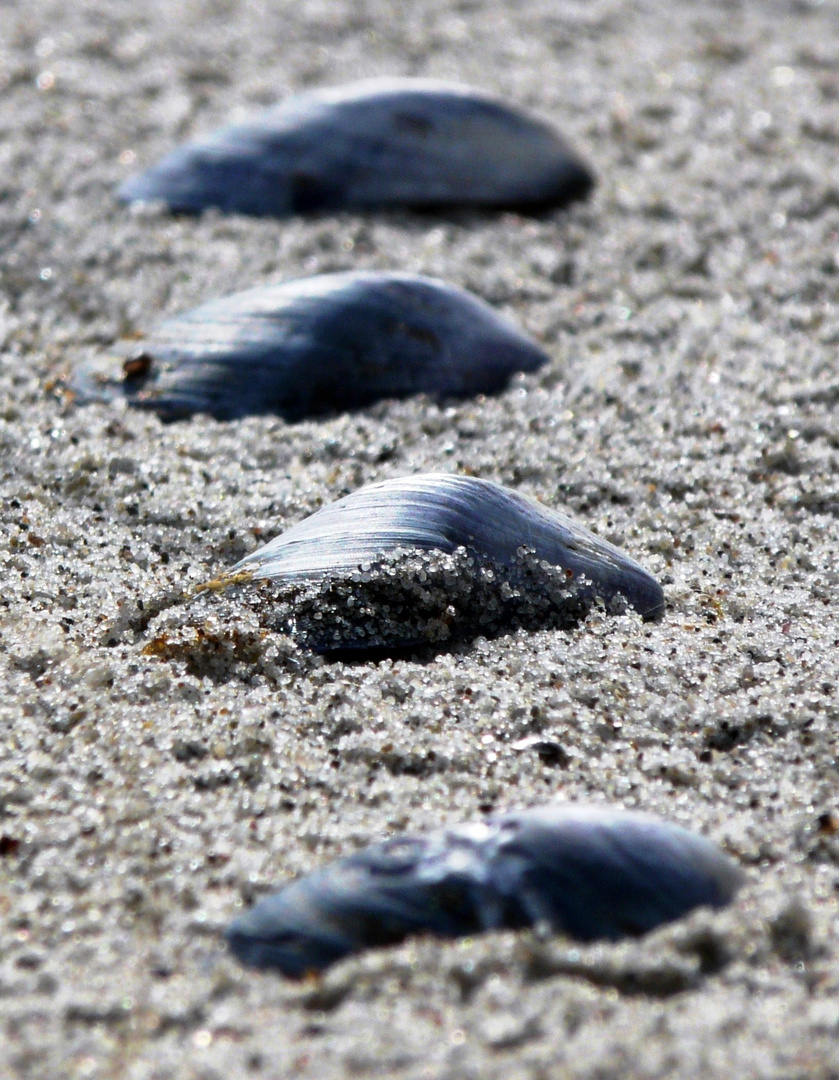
1 0 839 1076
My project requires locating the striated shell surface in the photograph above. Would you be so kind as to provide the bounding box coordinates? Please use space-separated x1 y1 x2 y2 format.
71 272 548 422
234 473 665 622
226 803 743 976
117 78 594 217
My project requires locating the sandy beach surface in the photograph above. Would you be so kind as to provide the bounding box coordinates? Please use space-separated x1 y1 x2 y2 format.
2 0 839 1076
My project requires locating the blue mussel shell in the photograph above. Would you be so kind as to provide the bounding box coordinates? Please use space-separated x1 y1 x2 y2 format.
233 473 666 622
72 272 548 422
118 78 594 218
226 804 743 976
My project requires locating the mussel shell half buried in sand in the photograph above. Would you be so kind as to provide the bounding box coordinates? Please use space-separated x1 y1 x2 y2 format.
71 272 549 422
117 78 594 217
226 803 744 977
227 474 665 650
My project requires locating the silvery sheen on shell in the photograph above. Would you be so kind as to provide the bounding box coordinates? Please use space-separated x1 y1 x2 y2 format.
232 473 665 628
71 272 549 422
117 78 594 217
226 803 743 977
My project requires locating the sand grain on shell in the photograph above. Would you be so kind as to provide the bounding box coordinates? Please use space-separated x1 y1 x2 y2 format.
1 1 839 1078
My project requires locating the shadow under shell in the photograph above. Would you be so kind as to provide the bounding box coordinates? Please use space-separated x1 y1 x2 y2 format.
117 78 595 218
226 803 743 977
71 272 549 422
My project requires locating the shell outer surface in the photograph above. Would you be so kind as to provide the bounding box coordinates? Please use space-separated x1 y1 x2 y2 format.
234 473 665 635
225 803 743 977
71 272 548 422
117 78 594 217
